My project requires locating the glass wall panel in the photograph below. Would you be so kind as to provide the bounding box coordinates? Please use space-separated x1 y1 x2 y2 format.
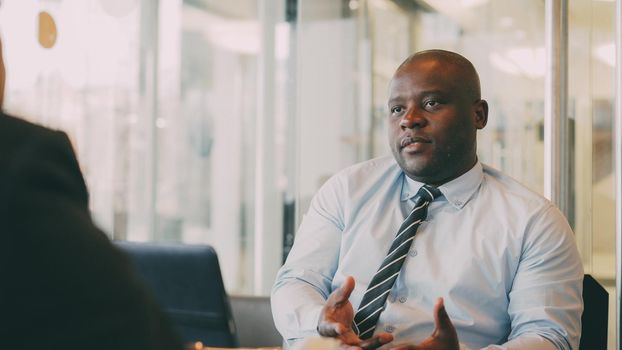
1 0 142 232
296 0 547 217
372 0 547 193
296 0 617 346
295 0 371 214
0 0 290 294
569 1 616 347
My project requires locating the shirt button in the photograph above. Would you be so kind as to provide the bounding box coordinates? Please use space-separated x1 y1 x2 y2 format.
384 325 395 333
409 250 418 257
455 200 463 206
399 296 407 303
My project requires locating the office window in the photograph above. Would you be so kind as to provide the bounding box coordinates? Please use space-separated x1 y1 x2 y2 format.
0 0 291 294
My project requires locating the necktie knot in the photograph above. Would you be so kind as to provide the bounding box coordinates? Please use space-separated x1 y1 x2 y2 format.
417 184 441 203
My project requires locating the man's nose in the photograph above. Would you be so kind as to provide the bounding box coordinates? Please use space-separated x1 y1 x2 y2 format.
399 109 426 129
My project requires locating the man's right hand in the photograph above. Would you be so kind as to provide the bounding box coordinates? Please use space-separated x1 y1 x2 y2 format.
317 276 393 350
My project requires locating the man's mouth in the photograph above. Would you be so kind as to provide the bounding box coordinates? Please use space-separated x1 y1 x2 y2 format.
400 136 431 150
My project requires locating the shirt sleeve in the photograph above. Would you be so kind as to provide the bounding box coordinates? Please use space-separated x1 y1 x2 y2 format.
481 335 558 349
271 173 346 342
500 204 583 350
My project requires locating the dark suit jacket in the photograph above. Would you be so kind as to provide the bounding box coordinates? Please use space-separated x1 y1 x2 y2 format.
0 113 184 350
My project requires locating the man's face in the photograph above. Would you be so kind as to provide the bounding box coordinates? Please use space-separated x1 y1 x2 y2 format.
387 58 487 185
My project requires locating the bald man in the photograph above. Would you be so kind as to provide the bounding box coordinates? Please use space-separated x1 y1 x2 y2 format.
0 38 184 349
272 50 583 350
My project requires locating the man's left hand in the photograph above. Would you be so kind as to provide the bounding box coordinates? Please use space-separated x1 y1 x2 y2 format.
391 298 458 350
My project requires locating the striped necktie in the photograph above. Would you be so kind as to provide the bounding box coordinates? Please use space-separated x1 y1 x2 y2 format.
353 184 441 339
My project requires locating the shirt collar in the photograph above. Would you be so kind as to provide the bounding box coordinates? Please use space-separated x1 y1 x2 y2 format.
400 161 484 209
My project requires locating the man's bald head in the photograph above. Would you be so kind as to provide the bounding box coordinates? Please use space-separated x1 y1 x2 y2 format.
387 49 488 185
395 49 481 102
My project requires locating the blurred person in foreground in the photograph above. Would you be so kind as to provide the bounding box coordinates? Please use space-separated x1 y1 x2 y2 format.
272 50 583 350
0 37 184 350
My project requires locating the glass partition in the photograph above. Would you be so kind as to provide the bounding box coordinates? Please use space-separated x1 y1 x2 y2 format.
0 0 291 294
569 1 617 347
296 0 617 347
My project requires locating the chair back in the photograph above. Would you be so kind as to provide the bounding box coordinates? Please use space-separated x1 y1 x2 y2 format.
580 274 608 350
115 241 238 347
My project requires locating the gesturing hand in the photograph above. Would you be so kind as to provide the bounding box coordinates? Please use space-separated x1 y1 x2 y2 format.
391 298 458 350
317 276 393 350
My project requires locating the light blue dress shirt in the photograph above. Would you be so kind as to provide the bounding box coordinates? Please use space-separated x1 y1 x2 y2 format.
271 156 583 350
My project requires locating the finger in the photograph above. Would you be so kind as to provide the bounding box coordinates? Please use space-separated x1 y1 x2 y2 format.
433 297 454 332
340 332 364 346
358 332 394 350
432 297 444 330
318 321 344 337
335 276 356 302
375 332 394 344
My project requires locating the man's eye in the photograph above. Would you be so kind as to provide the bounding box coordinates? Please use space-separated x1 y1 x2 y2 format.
391 106 404 114
425 100 439 108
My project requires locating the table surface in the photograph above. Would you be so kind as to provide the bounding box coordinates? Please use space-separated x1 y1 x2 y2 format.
205 348 281 350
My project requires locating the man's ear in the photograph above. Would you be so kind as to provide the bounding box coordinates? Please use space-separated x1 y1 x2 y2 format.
474 99 488 129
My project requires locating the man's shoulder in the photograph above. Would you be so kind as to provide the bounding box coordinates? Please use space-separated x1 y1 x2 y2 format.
0 113 59 140
315 156 403 202
339 155 399 176
0 113 65 152
0 112 75 185
333 155 401 185
481 163 551 208
310 156 402 217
